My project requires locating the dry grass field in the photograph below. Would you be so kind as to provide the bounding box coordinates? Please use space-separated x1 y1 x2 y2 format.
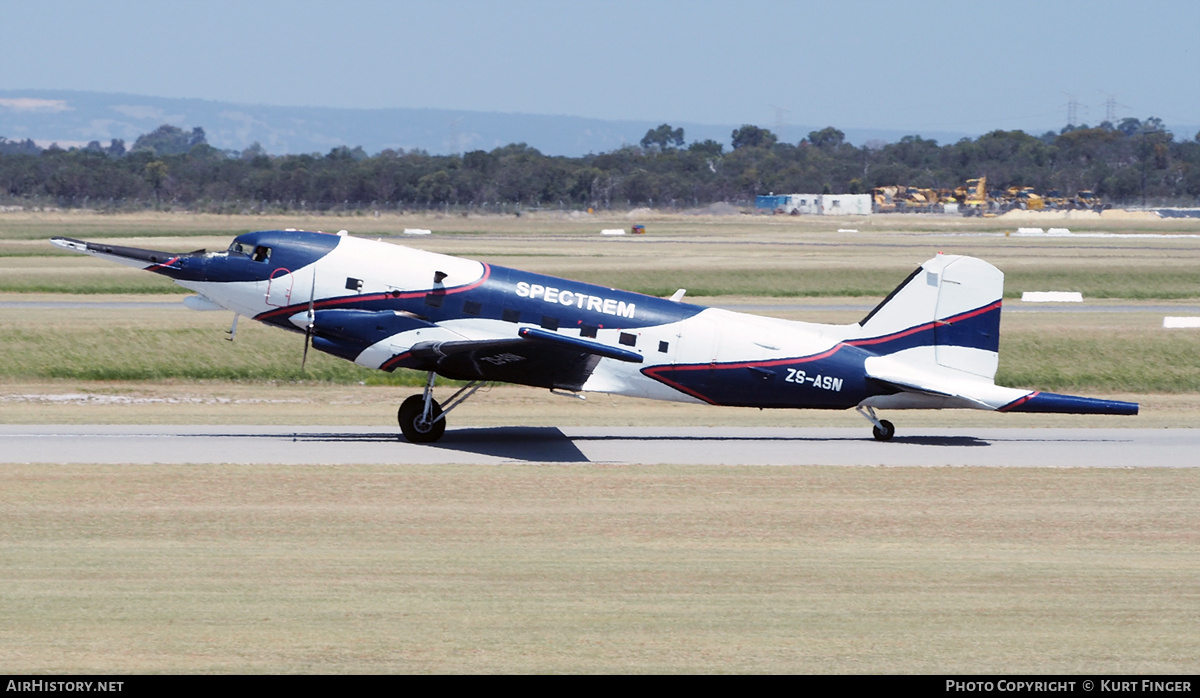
3 463 1198 674
2 210 1200 673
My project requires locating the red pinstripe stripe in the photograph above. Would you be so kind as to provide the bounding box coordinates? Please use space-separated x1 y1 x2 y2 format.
998 391 1039 412
254 263 492 322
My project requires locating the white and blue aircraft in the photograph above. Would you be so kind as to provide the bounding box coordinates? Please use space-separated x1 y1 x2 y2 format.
52 229 1137 443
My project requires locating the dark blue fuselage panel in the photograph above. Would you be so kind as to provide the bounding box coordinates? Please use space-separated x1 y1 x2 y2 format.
256 258 706 338
478 265 704 330
644 343 888 409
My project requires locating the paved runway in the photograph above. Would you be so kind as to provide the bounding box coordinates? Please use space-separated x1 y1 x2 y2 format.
1 425 1194 467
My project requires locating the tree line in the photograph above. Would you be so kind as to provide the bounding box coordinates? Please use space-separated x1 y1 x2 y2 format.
2 119 1198 212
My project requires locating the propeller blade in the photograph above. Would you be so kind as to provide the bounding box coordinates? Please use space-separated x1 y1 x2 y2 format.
301 271 317 370
301 324 312 370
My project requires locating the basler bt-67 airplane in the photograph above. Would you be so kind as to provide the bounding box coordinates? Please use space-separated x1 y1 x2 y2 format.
52 229 1137 442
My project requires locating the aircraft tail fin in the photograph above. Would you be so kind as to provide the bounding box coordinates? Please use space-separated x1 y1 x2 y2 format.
851 254 1003 381
856 255 1138 417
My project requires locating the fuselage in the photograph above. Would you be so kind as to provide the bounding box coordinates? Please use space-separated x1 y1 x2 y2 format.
138 229 890 410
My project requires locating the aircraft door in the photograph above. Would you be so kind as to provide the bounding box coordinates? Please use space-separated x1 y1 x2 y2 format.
265 268 293 307
660 312 778 406
667 313 722 395
671 314 718 366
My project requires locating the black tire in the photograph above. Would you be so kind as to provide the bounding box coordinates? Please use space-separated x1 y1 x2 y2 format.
398 394 445 443
872 419 895 442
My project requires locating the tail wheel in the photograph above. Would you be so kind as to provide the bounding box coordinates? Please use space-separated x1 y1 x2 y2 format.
398 394 445 443
872 419 895 442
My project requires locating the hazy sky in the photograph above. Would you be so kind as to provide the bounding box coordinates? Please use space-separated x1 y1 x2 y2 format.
4 0 1198 135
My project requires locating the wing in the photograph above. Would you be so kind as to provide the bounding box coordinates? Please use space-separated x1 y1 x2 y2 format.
390 327 642 392
302 308 642 391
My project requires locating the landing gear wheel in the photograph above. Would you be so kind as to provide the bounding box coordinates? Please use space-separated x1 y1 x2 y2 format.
398 394 445 443
872 419 895 442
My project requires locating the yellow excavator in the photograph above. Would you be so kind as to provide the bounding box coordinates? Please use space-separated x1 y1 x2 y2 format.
1004 186 1046 211
955 177 993 217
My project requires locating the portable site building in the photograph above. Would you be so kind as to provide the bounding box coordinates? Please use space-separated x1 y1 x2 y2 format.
783 193 871 215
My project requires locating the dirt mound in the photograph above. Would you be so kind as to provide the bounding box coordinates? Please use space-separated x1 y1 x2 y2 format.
998 208 1161 221
1100 209 1162 220
998 209 1101 221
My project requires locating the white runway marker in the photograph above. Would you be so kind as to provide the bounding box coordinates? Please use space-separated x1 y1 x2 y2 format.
1021 292 1083 302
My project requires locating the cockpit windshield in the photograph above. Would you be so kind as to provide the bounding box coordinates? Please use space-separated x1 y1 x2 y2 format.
227 241 270 262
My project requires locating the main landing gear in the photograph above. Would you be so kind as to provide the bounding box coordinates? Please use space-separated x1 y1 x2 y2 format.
856 405 895 442
397 371 485 444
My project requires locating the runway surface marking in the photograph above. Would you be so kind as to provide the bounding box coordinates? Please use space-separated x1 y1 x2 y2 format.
1 425 1193 467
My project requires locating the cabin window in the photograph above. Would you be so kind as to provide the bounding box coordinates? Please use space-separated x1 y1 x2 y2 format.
541 316 559 331
424 292 444 308
345 277 363 291
502 308 521 323
658 341 669 353
619 332 637 347
252 246 271 262
463 300 481 316
580 325 598 339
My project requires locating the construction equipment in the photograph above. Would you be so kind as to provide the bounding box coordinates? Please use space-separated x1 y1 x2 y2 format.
1004 186 1046 211
871 179 1109 216
872 186 945 213
1042 189 1111 212
897 187 943 213
955 177 994 217
872 186 898 213
1074 190 1111 212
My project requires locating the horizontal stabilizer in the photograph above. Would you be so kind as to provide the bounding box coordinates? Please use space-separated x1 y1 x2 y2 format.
868 376 994 411
864 355 1005 410
1000 392 1139 415
864 354 1138 415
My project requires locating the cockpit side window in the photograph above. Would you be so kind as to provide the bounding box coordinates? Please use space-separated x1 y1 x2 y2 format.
252 246 271 262
228 241 252 257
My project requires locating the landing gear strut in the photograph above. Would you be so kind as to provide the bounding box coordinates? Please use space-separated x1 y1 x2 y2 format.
856 405 895 442
397 372 485 444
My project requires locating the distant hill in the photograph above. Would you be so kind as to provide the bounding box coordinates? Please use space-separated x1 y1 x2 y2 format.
2 89 992 157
